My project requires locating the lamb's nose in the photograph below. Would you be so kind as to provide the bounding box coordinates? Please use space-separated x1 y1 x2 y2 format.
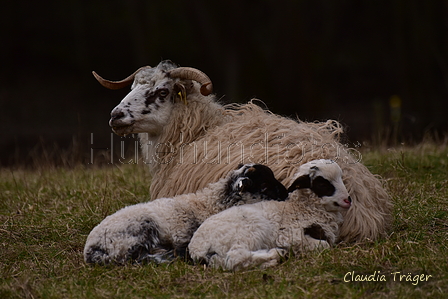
344 197 352 206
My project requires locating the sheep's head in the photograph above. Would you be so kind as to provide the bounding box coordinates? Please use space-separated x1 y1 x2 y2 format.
93 60 213 136
287 159 351 212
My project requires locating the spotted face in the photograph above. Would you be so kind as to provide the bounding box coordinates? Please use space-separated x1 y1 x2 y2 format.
109 62 179 136
288 159 352 212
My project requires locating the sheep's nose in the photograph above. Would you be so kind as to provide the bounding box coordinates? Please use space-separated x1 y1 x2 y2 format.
111 111 125 121
344 197 352 205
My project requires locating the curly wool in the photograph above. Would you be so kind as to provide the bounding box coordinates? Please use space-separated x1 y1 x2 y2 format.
146 101 391 243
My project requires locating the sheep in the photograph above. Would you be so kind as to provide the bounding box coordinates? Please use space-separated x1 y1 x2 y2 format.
83 163 288 265
93 60 392 243
188 159 351 271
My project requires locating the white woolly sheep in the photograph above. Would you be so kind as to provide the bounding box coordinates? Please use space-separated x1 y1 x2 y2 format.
84 164 288 265
188 159 351 271
93 60 392 242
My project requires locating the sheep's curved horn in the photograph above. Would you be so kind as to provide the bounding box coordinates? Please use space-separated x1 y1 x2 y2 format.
168 67 213 96
92 66 150 90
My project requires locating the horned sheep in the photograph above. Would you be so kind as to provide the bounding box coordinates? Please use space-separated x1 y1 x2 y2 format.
188 159 351 271
93 60 392 242
84 163 287 265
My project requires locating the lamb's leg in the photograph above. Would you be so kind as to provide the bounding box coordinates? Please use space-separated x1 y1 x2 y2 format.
222 247 252 270
222 247 287 271
301 235 330 251
251 248 288 269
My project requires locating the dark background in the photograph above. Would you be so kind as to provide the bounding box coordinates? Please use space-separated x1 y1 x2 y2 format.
1 0 447 166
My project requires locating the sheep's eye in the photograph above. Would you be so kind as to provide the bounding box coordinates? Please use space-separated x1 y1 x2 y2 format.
158 89 168 97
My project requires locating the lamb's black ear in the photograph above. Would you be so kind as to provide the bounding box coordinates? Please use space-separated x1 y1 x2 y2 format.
274 182 288 201
287 175 311 193
236 163 245 170
242 164 288 201
260 181 288 201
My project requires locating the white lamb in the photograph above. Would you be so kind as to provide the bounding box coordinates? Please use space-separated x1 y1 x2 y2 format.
188 159 351 271
84 163 288 265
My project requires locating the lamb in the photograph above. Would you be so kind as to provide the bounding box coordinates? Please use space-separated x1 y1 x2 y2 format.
93 60 392 242
83 163 288 265
188 159 351 271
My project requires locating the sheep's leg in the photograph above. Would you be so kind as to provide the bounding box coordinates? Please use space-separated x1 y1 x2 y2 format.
172 220 201 262
222 247 287 271
251 248 288 269
301 235 330 251
136 249 175 264
202 247 250 270
222 247 252 270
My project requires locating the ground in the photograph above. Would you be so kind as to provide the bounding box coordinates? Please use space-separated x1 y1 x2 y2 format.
0 143 447 298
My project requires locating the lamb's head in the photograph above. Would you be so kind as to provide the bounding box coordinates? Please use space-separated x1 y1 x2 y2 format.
225 164 288 202
93 60 213 136
287 159 351 212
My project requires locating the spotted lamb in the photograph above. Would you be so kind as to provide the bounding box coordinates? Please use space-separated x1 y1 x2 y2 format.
84 164 288 265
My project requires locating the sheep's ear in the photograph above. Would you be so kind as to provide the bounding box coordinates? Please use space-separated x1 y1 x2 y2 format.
287 175 311 192
260 181 288 201
274 182 289 201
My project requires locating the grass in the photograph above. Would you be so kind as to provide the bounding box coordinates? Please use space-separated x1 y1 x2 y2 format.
1 144 447 298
